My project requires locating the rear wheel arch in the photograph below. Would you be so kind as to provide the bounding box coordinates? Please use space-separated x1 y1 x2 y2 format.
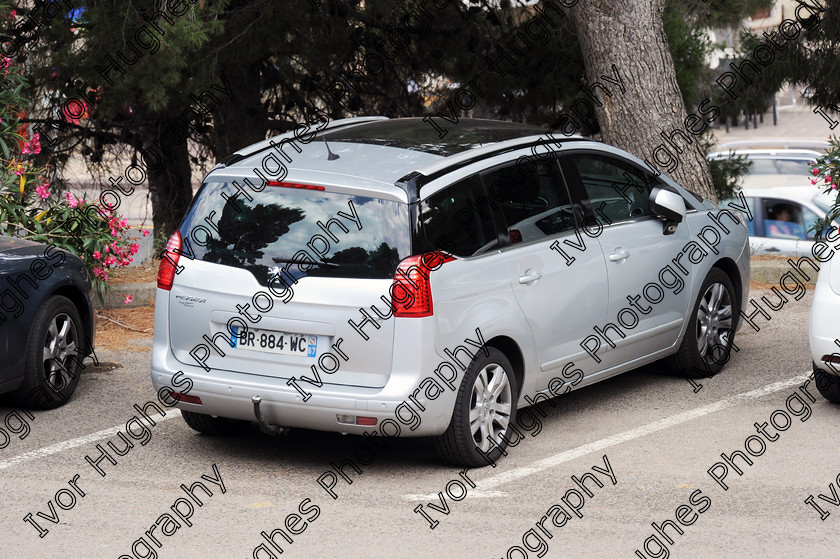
485 335 525 399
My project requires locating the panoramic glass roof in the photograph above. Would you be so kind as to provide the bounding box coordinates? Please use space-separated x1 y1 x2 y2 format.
323 117 545 157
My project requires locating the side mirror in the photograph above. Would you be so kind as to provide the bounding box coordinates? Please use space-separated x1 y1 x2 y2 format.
649 187 686 235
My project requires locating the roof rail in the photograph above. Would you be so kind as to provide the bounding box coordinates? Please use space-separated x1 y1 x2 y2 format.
395 134 591 202
416 134 589 178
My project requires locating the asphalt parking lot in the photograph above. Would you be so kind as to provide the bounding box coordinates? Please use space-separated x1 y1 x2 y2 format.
1 287 838 559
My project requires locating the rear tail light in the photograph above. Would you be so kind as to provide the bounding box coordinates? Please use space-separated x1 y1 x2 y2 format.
157 231 182 291
265 181 325 191
392 251 454 318
336 415 377 426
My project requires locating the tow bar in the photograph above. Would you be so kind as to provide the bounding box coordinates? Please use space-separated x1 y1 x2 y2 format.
251 396 287 435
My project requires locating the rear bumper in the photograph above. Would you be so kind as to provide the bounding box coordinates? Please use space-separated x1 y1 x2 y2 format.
150 290 459 437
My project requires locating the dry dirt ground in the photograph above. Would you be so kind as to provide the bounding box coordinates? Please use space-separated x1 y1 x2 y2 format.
94 259 157 351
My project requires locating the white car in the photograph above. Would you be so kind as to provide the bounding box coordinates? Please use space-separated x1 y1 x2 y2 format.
809 245 840 402
724 187 838 257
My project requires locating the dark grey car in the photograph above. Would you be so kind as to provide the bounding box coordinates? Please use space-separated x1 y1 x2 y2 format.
0 237 95 408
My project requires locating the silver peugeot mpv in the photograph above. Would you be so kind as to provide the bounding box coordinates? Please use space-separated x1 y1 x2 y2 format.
151 117 750 466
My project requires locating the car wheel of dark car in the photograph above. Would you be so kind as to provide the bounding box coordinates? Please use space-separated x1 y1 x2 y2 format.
11 295 85 409
181 409 250 435
667 268 738 379
813 365 840 404
436 348 518 467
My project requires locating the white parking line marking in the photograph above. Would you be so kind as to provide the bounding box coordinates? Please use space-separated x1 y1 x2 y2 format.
403 371 811 500
403 490 507 501
0 409 181 470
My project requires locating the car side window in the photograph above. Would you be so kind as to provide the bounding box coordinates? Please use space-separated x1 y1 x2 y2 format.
420 174 499 257
481 158 575 244
569 153 652 225
763 199 809 240
802 206 820 239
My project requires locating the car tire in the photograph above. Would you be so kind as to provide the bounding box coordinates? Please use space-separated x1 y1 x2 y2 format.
436 347 518 467
11 295 85 409
667 268 738 379
181 410 250 435
814 366 840 404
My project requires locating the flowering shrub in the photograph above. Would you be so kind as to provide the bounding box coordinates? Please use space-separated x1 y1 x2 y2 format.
810 135 840 237
0 14 147 304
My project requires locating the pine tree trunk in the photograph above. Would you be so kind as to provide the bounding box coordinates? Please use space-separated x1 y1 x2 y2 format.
143 119 194 242
569 0 717 201
210 63 269 159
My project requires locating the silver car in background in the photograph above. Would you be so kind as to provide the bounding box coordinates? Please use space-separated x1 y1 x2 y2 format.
151 117 750 466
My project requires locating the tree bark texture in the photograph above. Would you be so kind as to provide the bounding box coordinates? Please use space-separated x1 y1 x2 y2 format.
568 0 717 200
210 63 269 159
143 118 195 242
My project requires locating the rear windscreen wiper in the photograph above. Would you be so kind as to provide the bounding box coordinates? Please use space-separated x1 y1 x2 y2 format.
271 257 339 267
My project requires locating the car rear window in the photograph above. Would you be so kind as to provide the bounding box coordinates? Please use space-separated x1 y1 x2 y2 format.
180 182 411 283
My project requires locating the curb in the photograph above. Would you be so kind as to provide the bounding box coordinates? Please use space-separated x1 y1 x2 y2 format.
94 282 156 309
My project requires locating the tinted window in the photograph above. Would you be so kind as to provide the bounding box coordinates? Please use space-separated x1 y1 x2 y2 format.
482 158 575 244
420 175 498 257
570 154 652 225
180 182 411 283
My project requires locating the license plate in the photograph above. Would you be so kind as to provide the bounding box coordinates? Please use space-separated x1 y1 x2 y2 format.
230 326 318 357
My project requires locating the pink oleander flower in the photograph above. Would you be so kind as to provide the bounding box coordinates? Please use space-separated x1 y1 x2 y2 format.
64 192 79 208
118 218 128 229
826 176 832 183
93 251 101 260
813 168 820 176
0 57 10 69
93 266 103 277
812 178 818 185
124 295 134 304
21 134 41 156
141 229 150 237
14 162 25 176
35 184 50 199
9 10 16 19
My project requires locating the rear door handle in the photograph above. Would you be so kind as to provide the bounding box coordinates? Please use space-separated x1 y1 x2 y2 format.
765 247 780 252
518 270 542 284
609 249 630 262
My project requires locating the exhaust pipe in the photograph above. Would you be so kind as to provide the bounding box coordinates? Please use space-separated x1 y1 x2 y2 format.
251 396 287 435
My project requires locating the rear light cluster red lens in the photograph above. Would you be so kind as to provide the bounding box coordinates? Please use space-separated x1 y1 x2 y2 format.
172 392 202 405
265 181 325 191
157 231 183 291
392 251 454 318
